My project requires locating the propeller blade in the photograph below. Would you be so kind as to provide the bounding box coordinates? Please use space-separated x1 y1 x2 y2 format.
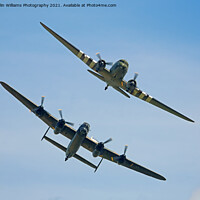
106 62 113 66
103 138 112 144
133 72 138 81
66 121 74 126
41 96 45 106
96 52 101 60
124 145 128 155
58 109 63 119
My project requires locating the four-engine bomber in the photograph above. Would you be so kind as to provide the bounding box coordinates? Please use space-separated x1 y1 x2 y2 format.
0 81 166 181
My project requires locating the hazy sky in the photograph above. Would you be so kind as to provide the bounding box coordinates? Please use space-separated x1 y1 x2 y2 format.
0 1 200 200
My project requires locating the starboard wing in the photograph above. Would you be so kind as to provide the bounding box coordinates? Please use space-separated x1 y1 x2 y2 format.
122 157 166 180
101 147 165 180
120 80 194 122
81 137 166 180
87 70 105 82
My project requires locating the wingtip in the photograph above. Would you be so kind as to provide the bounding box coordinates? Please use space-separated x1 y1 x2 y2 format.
157 174 166 181
189 119 195 123
184 117 195 123
0 81 6 87
161 176 166 181
40 22 45 27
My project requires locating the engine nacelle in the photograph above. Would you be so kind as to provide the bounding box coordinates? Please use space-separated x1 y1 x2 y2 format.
33 106 45 117
92 149 101 157
54 119 65 134
95 60 106 72
126 79 136 93
92 142 104 157
113 155 126 165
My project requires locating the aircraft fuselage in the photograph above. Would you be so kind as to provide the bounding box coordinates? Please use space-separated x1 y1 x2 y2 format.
110 59 128 79
98 59 129 87
65 122 90 159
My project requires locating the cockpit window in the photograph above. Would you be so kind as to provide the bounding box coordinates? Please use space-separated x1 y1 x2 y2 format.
82 122 90 131
119 60 128 66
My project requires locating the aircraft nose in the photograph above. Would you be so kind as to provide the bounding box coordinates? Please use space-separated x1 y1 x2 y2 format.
120 65 127 71
119 62 126 68
80 127 88 135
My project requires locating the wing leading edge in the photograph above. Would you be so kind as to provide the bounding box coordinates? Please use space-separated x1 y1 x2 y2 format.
120 81 194 122
0 81 59 129
40 22 97 70
0 81 37 111
81 138 166 180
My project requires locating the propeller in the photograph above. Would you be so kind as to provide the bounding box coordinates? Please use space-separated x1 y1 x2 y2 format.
95 138 112 152
126 73 138 92
96 52 113 67
123 145 128 155
129 72 139 82
92 137 112 145
114 145 128 164
133 72 138 81
103 138 112 145
96 52 102 60
58 109 63 119
32 96 45 116
58 109 74 126
41 96 45 107
93 138 112 162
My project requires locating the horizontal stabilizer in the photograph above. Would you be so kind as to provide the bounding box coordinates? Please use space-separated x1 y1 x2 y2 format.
44 136 67 152
74 154 97 169
113 86 130 98
44 136 97 170
87 70 105 82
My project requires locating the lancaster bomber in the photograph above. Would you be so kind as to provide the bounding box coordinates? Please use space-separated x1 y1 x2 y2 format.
0 81 166 181
40 22 194 123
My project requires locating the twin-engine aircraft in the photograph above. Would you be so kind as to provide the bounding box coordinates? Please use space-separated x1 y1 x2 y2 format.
0 82 166 181
40 22 194 123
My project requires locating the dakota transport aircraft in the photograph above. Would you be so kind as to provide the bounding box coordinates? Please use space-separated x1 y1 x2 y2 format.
1 81 166 181
40 22 194 123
